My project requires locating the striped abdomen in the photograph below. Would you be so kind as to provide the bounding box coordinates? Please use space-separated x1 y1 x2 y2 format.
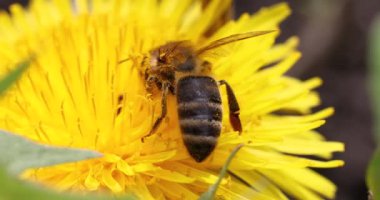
177 76 222 162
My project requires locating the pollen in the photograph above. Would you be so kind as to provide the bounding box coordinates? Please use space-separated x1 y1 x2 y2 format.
0 0 344 199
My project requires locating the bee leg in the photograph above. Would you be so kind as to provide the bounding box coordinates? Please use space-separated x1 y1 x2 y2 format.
141 83 169 142
219 80 242 133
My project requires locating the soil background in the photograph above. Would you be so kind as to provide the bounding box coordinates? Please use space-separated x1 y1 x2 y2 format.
2 0 380 199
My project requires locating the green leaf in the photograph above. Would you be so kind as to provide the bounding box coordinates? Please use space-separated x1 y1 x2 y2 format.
0 59 30 96
0 131 137 199
198 144 244 200
367 148 380 200
369 15 380 143
0 166 136 200
0 130 102 174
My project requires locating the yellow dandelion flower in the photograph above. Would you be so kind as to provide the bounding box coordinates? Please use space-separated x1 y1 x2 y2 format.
0 0 344 199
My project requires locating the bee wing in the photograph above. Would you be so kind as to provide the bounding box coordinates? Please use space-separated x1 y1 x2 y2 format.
195 31 276 57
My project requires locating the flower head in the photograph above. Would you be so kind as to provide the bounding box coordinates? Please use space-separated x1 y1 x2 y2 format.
0 0 344 199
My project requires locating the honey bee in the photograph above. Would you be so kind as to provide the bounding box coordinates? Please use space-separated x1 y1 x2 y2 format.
142 31 273 162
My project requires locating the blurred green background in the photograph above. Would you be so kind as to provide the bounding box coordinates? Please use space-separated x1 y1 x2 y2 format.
1 0 379 199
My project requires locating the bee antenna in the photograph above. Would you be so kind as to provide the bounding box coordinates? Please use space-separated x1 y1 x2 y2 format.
118 57 131 65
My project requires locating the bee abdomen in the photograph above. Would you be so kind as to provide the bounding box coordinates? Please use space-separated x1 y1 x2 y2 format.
177 76 222 162
178 102 222 121
179 118 222 137
180 118 221 162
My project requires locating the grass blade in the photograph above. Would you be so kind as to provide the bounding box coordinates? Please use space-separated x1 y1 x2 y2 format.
199 144 244 200
367 15 380 199
0 59 30 96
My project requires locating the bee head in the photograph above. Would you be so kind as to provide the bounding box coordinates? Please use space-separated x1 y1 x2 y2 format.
144 41 195 94
143 45 177 93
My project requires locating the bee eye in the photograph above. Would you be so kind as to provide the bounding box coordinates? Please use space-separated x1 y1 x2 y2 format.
158 56 166 63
